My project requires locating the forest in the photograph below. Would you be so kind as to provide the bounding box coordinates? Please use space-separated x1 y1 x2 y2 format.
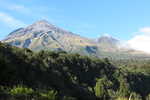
1 42 150 100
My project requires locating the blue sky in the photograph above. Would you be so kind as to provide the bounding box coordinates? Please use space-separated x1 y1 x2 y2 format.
1 0 150 41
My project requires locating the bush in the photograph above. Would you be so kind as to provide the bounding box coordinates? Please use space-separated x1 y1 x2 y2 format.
117 78 130 98
146 94 150 100
94 77 108 98
10 85 34 96
116 97 128 100
0 86 5 93
40 90 58 100
63 96 77 100
129 92 142 100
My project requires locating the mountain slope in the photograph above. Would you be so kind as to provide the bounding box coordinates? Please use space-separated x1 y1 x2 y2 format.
2 20 150 59
3 20 97 55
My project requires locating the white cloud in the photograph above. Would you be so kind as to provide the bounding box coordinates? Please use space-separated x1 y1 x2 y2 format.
0 0 30 14
139 27 150 33
128 27 150 53
8 4 30 14
0 12 26 28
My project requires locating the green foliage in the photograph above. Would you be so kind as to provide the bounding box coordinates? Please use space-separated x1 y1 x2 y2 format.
94 77 113 98
10 85 34 96
117 78 130 98
1 42 150 100
94 78 106 98
0 86 8 95
0 86 5 93
146 94 150 100
63 96 77 100
116 97 128 100
40 90 58 100
129 92 142 100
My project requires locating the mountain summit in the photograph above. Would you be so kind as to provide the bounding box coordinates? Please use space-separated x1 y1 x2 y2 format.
7 20 71 38
25 20 56 32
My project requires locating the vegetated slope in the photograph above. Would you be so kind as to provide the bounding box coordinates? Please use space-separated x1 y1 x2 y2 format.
1 42 150 100
3 20 150 60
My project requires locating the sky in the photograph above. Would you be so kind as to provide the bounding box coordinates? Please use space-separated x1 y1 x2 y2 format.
1 0 150 52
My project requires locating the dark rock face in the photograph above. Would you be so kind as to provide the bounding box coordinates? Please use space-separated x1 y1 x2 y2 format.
23 39 31 48
8 28 24 36
85 46 98 54
8 40 21 46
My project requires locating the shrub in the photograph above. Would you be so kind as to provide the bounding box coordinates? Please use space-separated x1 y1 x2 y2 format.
129 92 142 100
116 97 128 100
40 90 58 100
63 96 77 100
10 85 34 96
146 94 150 100
117 78 130 98
94 77 107 98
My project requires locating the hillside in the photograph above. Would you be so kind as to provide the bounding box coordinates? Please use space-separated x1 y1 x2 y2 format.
1 42 150 100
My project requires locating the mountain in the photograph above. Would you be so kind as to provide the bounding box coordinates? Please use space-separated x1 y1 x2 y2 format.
97 35 120 52
3 20 98 56
2 20 150 59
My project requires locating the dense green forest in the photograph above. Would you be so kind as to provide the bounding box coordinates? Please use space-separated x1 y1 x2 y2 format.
1 42 150 100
